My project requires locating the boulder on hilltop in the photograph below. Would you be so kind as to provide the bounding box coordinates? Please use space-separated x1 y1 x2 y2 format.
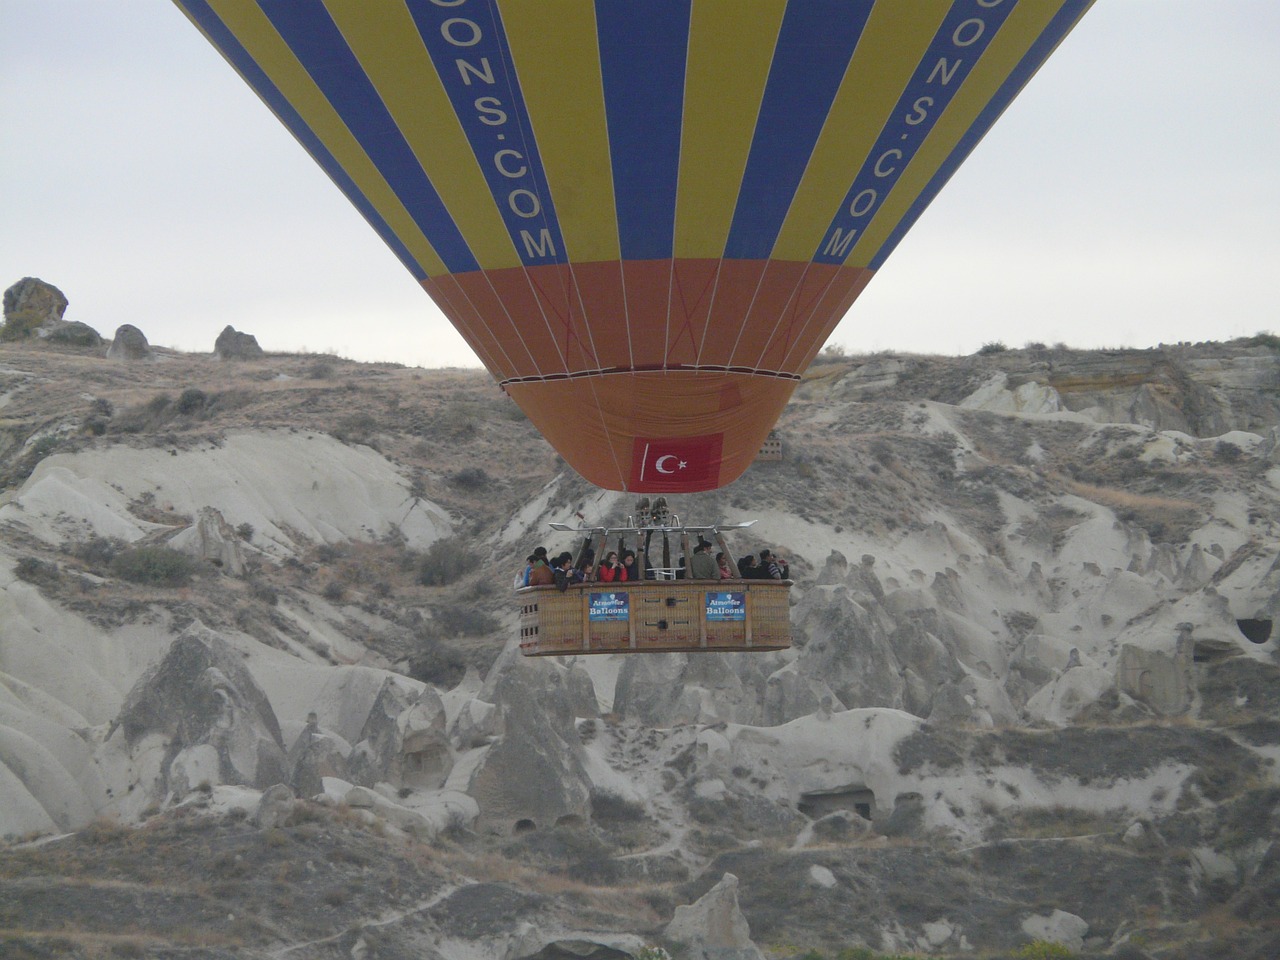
106 323 152 360
214 324 265 360
2 277 69 340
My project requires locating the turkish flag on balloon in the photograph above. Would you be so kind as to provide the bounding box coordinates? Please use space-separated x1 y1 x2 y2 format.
630 434 724 492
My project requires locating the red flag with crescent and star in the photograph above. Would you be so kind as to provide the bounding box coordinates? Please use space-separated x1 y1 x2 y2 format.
630 434 724 492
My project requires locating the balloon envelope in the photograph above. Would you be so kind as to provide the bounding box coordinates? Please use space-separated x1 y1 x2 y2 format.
174 0 1093 492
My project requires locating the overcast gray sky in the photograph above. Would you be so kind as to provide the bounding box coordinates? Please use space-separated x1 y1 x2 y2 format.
3 1 1277 368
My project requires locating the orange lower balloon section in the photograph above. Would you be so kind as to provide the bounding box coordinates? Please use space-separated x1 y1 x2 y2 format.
505 372 799 493
425 257 874 491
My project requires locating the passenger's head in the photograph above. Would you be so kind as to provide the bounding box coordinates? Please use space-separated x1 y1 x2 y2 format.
759 549 772 560
534 546 548 559
716 552 726 564
606 551 618 564
741 554 755 567
622 550 635 562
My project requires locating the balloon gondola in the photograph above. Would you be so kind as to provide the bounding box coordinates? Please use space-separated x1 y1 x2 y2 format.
517 516 791 658
173 0 1095 494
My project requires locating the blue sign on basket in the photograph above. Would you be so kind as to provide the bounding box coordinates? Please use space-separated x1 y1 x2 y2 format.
705 591 746 622
589 592 629 622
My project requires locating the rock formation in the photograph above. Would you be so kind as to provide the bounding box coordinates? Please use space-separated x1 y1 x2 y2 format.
168 506 246 575
106 323 152 360
467 661 593 833
111 622 287 800
214 324 265 360
664 874 765 960
2 277 67 339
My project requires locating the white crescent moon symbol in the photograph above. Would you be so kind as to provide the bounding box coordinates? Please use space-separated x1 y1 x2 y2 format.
655 455 678 474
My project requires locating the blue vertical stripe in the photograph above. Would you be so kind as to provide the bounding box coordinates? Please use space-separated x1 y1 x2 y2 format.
258 0 479 273
815 0 1018 265
596 0 690 261
723 0 875 261
868 0 1094 269
175 0 430 281
406 0 567 267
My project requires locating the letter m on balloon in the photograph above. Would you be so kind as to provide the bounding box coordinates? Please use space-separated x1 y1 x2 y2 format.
822 227 857 260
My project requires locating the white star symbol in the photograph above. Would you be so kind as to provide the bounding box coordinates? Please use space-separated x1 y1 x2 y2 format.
677 460 687 470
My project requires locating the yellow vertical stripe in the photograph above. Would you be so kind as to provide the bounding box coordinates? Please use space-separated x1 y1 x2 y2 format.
675 0 787 260
844 0 1071 266
204 0 447 277
772 0 950 263
498 0 619 263
322 0 521 270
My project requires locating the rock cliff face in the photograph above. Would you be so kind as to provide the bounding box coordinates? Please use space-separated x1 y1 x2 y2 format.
1 337 1279 958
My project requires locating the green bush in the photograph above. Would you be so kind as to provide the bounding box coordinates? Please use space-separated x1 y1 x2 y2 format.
416 538 481 586
0 314 39 341
1242 331 1280 351
1215 440 1243 463
27 435 61 460
1015 941 1075 959
409 636 468 689
432 602 498 637
811 343 848 365
333 413 379 444
75 535 122 569
109 546 197 586
977 340 1008 355
15 556 59 585
175 388 208 415
449 466 490 489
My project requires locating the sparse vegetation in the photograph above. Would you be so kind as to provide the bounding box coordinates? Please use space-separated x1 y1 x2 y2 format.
1014 941 1075 959
416 537 482 586
109 546 197 586
175 387 208 415
1214 440 1243 462
15 555 58 585
1240 330 1280 351
448 465 490 489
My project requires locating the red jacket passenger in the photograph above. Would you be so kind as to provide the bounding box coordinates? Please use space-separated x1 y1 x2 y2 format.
599 553 628 582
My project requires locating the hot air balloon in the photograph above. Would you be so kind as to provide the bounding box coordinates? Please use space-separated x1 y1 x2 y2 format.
172 0 1094 496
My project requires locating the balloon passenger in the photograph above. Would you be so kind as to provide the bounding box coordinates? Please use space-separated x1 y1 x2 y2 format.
688 539 718 580
716 552 733 579
759 549 789 580
599 551 627 582
553 553 575 592
527 549 555 586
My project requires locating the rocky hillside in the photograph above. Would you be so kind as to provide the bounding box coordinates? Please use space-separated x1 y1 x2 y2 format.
2 314 1280 959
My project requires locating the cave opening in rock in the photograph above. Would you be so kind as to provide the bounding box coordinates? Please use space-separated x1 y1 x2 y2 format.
1237 619 1272 644
799 786 876 821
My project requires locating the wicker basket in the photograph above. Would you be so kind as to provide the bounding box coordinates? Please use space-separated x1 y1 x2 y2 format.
517 580 791 656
